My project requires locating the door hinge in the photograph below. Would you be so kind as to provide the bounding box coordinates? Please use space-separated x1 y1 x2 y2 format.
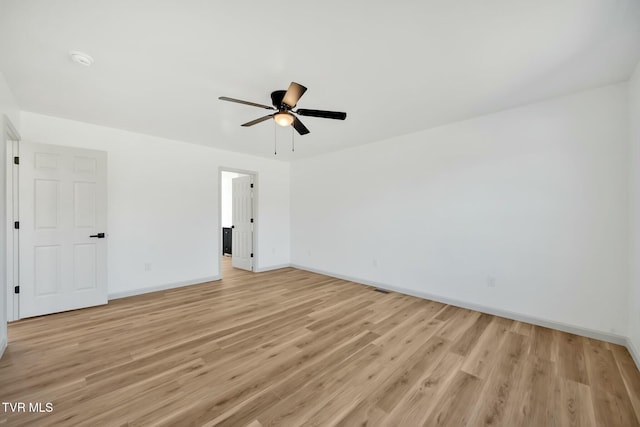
14 286 19 294
13 156 19 165
250 183 254 188
14 221 19 229
250 253 254 258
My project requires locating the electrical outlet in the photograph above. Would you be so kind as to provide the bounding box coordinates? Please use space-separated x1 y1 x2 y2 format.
486 276 496 288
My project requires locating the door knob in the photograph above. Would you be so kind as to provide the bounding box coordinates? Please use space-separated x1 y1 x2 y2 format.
90 233 105 238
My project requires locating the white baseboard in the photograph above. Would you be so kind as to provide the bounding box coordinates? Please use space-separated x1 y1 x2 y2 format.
108 276 220 300
627 338 640 371
291 263 628 346
254 264 292 273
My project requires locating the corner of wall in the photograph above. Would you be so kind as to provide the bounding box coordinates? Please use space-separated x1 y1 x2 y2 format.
0 72 20 131
627 59 640 370
628 336 640 371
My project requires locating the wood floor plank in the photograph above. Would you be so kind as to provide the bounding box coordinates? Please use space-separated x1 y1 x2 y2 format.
465 331 529 426
512 320 534 337
507 356 559 426
556 331 590 385
333 336 451 425
422 370 483 426
220 331 382 426
556 378 597 427
376 336 451 412
1 257 639 426
381 350 464 425
530 325 555 361
612 344 640 421
461 316 512 379
584 344 640 426
436 307 481 342
249 341 381 426
451 312 493 356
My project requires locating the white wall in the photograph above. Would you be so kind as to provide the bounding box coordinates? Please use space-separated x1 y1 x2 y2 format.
291 83 629 338
20 112 290 298
0 72 21 358
221 171 241 228
629 62 640 359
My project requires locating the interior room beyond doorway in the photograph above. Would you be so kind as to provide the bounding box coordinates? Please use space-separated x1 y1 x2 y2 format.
220 170 254 274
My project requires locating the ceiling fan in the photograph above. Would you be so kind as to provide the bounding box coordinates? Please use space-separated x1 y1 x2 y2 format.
219 82 347 135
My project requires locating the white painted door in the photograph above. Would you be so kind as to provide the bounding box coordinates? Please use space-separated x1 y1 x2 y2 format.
232 175 253 271
19 142 107 318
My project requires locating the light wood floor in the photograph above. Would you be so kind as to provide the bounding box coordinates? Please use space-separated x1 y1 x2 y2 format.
2 258 640 426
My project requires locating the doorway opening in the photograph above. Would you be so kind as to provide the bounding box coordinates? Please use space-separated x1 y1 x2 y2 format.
219 168 257 277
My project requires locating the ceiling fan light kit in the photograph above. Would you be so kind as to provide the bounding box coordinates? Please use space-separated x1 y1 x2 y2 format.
274 111 294 127
219 82 347 136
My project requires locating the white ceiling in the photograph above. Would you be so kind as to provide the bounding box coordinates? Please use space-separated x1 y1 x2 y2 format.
1 1 639 160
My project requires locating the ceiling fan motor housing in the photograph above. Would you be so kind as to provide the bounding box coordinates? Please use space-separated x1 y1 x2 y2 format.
271 90 287 108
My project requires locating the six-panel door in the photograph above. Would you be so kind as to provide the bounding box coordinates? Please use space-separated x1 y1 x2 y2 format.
19 142 107 318
231 175 253 271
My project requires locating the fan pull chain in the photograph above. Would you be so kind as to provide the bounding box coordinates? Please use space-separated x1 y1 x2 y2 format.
291 126 295 152
274 122 277 155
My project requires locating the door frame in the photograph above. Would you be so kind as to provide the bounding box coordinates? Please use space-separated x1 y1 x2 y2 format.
218 167 258 277
4 115 20 322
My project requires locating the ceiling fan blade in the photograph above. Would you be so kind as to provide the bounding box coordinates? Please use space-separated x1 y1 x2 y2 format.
296 109 347 120
219 96 275 110
292 116 310 135
241 115 274 127
282 82 307 108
